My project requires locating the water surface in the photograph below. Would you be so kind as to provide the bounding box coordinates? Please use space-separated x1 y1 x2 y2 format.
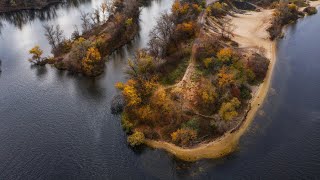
0 1 320 179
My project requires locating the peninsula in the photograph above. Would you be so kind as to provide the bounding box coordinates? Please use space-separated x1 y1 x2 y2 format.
115 0 320 161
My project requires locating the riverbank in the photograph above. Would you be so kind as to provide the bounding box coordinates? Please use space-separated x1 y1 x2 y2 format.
0 0 62 13
146 1 320 161
145 9 277 162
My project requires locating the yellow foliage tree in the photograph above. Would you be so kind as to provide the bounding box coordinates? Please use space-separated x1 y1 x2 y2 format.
82 47 102 76
127 131 145 147
29 46 43 64
217 48 233 64
116 79 142 107
171 128 197 146
219 97 241 121
217 67 234 88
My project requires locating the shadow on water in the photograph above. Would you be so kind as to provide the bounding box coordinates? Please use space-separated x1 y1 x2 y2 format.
30 64 48 78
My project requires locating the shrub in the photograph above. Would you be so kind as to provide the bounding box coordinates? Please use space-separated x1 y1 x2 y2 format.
127 131 145 147
247 53 270 82
219 97 241 121
171 128 197 146
121 113 134 133
203 57 214 69
304 6 318 15
240 85 252 100
216 48 233 65
182 118 200 131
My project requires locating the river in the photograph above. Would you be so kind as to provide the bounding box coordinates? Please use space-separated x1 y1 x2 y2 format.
0 0 320 179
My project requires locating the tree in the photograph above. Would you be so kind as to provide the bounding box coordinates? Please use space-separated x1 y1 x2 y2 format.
217 67 234 88
82 47 103 76
247 53 270 82
116 80 142 107
220 17 234 38
148 12 176 58
219 98 241 121
127 131 145 146
69 37 91 64
80 11 92 33
126 50 156 81
171 128 197 146
43 24 65 55
175 21 196 40
28 46 43 64
217 48 233 64
196 79 217 110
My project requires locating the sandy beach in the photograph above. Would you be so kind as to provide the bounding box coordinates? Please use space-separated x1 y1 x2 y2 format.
145 2 320 162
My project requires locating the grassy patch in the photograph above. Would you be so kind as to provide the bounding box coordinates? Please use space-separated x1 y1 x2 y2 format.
160 57 190 85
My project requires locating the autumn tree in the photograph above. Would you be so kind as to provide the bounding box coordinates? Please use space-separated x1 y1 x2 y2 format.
127 131 145 146
126 50 157 81
217 48 233 65
247 53 270 82
28 46 44 64
217 66 234 89
82 47 103 76
116 79 142 107
219 97 241 121
175 21 196 40
207 2 227 17
171 128 197 146
196 79 217 112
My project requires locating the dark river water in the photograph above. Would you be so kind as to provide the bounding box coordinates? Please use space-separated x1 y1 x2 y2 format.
0 0 320 179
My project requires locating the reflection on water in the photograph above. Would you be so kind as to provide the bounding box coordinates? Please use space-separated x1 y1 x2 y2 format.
0 0 94 33
1 0 320 178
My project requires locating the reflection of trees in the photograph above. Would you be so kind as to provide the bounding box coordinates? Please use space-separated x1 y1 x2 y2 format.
0 0 91 31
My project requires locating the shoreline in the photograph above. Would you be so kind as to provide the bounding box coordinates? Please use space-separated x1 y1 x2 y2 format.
145 9 277 162
145 1 320 161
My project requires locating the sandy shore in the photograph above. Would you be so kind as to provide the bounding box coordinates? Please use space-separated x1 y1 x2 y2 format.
145 2 320 162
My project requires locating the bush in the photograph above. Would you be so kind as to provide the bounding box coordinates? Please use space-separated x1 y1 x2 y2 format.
182 118 200 131
121 113 133 133
127 131 145 147
304 6 318 15
240 85 252 100
219 97 241 121
247 53 270 82
171 128 197 146
207 2 227 17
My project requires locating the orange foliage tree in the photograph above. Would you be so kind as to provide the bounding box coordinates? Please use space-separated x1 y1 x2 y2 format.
82 47 103 76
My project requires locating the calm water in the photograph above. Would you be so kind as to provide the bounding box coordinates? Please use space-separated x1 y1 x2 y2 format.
0 0 320 179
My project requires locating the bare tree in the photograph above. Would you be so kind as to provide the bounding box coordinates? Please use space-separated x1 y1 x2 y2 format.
148 12 176 58
55 25 64 45
80 11 92 33
43 24 65 54
220 17 235 39
43 24 56 49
